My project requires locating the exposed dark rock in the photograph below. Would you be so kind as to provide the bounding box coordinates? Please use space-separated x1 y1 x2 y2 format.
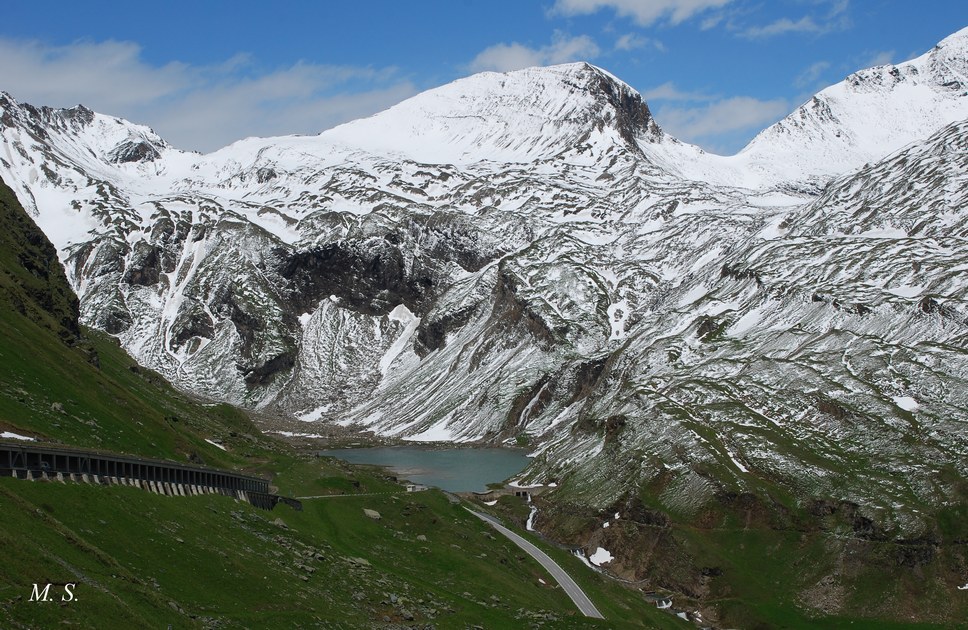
894 538 938 568
122 241 163 286
57 104 95 128
219 293 266 358
276 239 438 317
721 262 764 286
242 352 296 386
169 304 215 349
108 139 161 163
851 515 886 540
590 67 663 147
101 308 134 334
489 266 557 348
67 238 129 280
405 211 511 273
814 395 853 420
414 302 481 357
809 499 840 517
256 167 277 183
696 316 725 342
505 374 553 430
568 356 608 404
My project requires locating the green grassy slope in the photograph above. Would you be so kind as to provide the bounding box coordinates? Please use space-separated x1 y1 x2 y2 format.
0 457 687 629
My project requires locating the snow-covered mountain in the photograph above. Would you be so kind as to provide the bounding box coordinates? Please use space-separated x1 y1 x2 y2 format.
2 29 967 536
736 25 968 189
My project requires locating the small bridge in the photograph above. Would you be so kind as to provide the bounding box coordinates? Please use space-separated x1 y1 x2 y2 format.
0 442 294 510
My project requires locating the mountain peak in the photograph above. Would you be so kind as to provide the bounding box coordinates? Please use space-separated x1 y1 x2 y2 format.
937 24 968 48
320 62 662 164
735 26 968 188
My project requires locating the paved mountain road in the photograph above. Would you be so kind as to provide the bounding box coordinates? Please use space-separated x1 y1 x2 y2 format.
466 508 604 619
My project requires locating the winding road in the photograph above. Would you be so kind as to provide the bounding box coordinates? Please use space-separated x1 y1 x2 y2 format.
466 508 604 619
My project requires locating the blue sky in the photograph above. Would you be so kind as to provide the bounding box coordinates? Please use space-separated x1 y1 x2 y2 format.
1 1 965 154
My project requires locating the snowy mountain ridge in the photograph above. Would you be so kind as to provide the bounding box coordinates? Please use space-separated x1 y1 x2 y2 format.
1 28 968 536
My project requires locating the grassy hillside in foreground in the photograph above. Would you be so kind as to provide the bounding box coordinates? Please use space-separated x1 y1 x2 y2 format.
0 456 688 629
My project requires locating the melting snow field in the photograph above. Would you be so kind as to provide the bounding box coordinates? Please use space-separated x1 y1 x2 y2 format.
589 547 614 566
269 430 326 438
1 431 35 441
893 396 920 411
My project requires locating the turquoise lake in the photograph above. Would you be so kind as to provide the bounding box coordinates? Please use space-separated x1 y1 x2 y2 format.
316 447 531 492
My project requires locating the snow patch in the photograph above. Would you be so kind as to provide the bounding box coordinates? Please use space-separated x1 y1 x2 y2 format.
589 547 614 566
379 304 420 375
1 431 35 441
296 404 331 422
269 430 325 438
728 449 749 473
404 420 456 442
893 396 920 411
886 285 925 298
204 438 227 451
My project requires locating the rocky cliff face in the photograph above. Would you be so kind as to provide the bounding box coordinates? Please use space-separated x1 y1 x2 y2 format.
0 176 83 346
1 33 967 545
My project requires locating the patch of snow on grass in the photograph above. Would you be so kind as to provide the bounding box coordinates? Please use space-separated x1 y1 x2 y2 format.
589 547 613 566
893 396 920 411
728 451 749 473
1 431 35 441
204 438 227 451
270 431 325 438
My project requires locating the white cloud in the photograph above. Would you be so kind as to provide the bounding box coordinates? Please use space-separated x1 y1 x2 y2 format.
794 61 831 88
641 81 710 101
615 33 645 51
468 33 600 73
742 16 821 38
654 96 789 152
0 37 417 153
614 33 665 52
552 0 734 26
862 50 895 67
700 13 725 30
740 0 852 39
